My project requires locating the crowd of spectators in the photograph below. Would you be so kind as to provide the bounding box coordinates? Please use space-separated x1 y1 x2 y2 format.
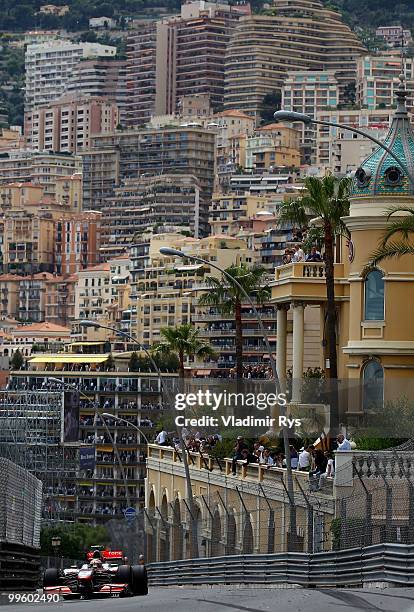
229 365 274 379
282 244 323 265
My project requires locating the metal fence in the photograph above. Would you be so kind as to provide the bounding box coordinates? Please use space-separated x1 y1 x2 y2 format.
0 457 42 548
147 543 414 587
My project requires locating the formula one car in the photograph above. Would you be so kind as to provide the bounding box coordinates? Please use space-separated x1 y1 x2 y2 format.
43 546 148 599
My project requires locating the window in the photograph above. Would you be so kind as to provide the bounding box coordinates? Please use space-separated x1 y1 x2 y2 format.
364 269 384 320
362 359 384 411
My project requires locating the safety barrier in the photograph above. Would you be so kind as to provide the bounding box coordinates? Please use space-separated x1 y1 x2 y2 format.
147 543 414 587
0 542 41 592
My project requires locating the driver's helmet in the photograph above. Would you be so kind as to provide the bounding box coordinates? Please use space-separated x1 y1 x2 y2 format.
90 558 103 568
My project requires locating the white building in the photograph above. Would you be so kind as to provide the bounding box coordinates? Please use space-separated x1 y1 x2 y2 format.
24 41 117 112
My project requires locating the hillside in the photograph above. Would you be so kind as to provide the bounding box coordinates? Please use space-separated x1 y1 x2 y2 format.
0 0 413 33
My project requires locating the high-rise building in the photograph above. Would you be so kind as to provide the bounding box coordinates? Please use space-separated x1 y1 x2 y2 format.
224 0 364 121
24 41 117 112
356 55 414 113
125 1 246 127
84 126 216 237
101 174 202 258
244 123 301 171
375 26 412 48
282 70 339 164
25 94 119 153
55 211 102 276
65 58 128 124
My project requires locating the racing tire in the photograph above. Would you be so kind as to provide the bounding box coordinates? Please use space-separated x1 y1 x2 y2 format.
43 568 60 587
130 565 148 596
114 564 131 586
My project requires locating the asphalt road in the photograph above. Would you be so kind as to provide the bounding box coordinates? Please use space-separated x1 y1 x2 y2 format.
2 587 414 612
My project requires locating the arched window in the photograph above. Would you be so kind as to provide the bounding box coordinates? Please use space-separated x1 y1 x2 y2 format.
364 269 384 320
362 360 384 411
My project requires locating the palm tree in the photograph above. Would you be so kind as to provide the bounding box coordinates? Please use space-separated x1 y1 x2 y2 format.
370 207 414 265
198 264 271 380
278 175 351 382
154 323 215 378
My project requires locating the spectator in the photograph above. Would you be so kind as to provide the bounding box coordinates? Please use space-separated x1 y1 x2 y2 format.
292 244 305 262
298 445 312 471
240 448 258 465
317 452 335 490
306 246 322 262
336 433 351 451
309 449 328 489
155 429 169 446
289 445 299 469
282 249 292 265
232 436 248 475
263 448 274 466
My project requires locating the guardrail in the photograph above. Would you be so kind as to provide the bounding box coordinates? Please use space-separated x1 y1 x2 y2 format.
0 542 41 592
147 543 414 587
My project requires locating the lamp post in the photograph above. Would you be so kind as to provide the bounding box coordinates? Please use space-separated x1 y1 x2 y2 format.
48 377 132 509
273 110 414 183
78 320 200 558
51 535 61 569
159 247 298 547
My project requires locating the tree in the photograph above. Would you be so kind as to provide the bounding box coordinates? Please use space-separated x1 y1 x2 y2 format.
153 324 215 378
41 524 109 560
198 264 270 380
128 351 140 372
259 91 282 124
278 176 351 382
370 206 414 265
10 349 24 370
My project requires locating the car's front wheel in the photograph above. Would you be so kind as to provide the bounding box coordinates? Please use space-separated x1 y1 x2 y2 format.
43 568 60 587
130 565 148 596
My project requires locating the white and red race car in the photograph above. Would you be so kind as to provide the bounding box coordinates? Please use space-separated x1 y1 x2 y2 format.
43 546 148 599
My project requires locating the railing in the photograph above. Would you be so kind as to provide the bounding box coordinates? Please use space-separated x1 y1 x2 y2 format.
147 543 414 587
274 262 345 282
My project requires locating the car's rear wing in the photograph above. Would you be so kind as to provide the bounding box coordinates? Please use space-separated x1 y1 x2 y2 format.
86 550 124 560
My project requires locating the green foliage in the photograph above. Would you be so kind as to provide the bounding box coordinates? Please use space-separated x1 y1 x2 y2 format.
0 38 25 126
302 226 325 253
259 91 281 124
10 349 24 370
153 324 215 377
128 351 140 372
41 524 110 560
369 206 414 266
128 350 179 372
353 437 406 450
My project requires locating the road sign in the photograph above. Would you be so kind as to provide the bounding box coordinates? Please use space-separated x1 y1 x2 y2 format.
124 507 136 522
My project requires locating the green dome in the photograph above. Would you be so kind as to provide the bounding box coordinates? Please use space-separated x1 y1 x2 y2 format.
351 80 414 198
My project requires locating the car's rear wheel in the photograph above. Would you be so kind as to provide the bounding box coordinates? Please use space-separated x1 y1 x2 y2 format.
130 565 148 596
43 568 60 587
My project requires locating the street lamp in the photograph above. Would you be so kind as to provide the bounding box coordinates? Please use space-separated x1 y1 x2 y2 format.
159 246 298 545
273 110 414 183
102 413 150 445
48 377 132 509
51 535 61 568
78 320 201 557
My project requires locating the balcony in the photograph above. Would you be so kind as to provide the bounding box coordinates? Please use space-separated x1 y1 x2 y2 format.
271 262 347 304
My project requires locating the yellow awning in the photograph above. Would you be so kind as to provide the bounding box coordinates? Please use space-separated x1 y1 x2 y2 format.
70 342 107 346
29 354 109 364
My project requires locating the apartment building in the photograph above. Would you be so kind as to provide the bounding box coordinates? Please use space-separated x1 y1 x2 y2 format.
3 211 55 275
375 25 412 48
0 127 25 151
331 127 390 175
101 174 202 257
125 1 246 127
282 71 339 164
315 108 393 169
55 211 102 276
85 126 216 223
0 151 82 200
75 262 111 321
356 55 414 113
129 232 252 348
24 41 116 112
245 123 301 171
65 59 127 124
25 94 119 153
213 109 254 183
0 274 22 319
44 274 77 324
18 272 56 322
224 0 364 120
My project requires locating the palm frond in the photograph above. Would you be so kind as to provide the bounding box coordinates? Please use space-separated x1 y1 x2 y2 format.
380 216 414 246
369 240 414 266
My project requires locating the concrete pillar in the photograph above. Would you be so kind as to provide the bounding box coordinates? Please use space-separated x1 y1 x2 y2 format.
276 304 288 383
292 301 304 402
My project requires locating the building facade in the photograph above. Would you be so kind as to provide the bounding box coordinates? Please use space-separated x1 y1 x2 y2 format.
356 55 414 113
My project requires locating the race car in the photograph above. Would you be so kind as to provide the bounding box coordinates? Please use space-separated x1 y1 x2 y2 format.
43 546 148 599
